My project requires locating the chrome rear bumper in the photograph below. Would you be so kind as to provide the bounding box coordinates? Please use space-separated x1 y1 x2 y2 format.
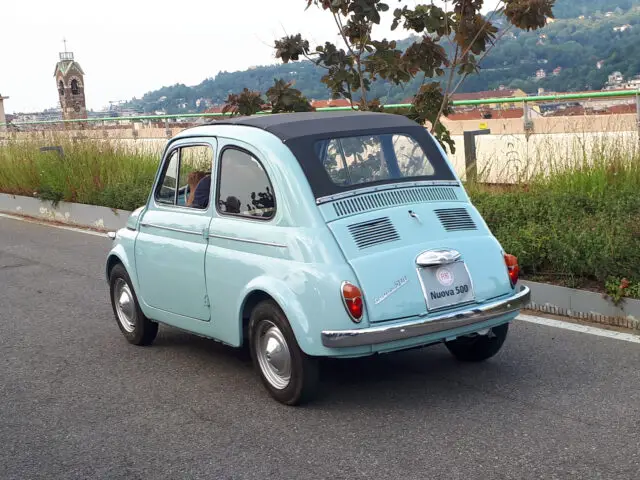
321 286 531 348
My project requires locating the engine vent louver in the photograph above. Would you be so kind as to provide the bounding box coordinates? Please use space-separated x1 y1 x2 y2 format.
434 208 477 231
333 186 458 218
348 217 400 249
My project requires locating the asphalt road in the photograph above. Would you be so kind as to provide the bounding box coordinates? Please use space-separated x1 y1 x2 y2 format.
1 216 640 480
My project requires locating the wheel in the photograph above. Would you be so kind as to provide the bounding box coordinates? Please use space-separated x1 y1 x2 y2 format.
109 263 158 346
249 300 319 406
445 323 509 362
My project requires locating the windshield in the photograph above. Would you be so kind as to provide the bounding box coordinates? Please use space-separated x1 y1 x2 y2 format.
314 133 437 187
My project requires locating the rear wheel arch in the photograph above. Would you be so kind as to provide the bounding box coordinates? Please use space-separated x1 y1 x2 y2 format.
240 290 277 346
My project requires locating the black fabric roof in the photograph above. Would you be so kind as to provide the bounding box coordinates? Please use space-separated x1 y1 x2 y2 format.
211 111 419 141
208 111 455 198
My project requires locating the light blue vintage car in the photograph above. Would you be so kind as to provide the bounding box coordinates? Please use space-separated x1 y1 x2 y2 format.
106 111 530 405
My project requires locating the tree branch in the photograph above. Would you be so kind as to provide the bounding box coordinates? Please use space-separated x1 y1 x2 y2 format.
449 23 515 98
332 12 368 107
430 44 459 134
303 52 331 70
430 1 508 135
457 0 505 61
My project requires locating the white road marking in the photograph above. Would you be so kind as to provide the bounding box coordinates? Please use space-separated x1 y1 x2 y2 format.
517 313 640 344
0 212 110 238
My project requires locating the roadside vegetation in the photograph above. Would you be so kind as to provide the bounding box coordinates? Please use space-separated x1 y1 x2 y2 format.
468 135 640 302
0 138 159 211
1 132 639 300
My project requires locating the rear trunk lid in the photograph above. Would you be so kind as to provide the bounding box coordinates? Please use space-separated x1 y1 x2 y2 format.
320 185 513 323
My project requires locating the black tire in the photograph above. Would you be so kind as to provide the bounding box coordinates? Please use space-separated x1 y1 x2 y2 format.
109 263 158 346
249 300 319 406
445 323 509 362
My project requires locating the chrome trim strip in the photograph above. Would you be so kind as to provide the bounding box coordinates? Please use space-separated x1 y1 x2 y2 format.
139 222 201 236
315 180 461 205
208 232 287 248
321 286 530 348
415 249 461 266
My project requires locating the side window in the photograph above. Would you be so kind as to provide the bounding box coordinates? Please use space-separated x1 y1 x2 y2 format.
393 134 435 177
155 145 213 209
179 145 212 209
217 148 276 219
156 150 179 205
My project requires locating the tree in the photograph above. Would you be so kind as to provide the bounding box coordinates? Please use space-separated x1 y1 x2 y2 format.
222 88 266 116
265 78 315 113
274 0 554 152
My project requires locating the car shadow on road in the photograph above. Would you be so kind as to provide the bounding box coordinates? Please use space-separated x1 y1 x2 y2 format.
151 325 530 408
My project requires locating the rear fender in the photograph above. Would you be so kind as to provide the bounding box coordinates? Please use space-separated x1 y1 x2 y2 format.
238 276 312 351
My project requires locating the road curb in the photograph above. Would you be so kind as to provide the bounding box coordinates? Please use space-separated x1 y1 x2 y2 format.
0 193 129 232
519 280 640 331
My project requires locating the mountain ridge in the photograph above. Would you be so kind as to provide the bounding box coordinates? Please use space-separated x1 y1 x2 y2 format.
124 0 640 114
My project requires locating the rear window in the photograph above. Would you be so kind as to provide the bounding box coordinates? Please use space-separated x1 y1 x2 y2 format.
314 133 437 187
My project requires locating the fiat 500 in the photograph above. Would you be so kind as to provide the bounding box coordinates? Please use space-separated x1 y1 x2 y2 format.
105 111 530 405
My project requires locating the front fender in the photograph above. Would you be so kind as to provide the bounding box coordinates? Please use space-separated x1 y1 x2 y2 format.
105 228 140 296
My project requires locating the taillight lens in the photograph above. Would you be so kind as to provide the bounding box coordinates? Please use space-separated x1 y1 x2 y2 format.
504 253 520 287
341 282 363 323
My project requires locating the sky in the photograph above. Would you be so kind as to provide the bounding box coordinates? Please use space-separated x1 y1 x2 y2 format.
2 0 494 113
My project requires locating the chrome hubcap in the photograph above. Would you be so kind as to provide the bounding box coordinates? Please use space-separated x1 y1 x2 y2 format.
114 278 136 333
255 320 291 390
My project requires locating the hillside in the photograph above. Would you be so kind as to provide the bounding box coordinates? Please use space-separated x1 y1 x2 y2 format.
125 0 640 114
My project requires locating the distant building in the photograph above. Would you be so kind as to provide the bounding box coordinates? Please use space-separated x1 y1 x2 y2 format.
536 69 546 79
310 98 353 109
196 98 212 108
54 46 87 121
0 94 9 129
12 109 62 123
613 24 632 32
608 71 624 86
552 67 562 76
204 105 226 114
596 60 605 70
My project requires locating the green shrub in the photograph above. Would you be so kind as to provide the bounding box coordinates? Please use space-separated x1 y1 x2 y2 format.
468 139 640 297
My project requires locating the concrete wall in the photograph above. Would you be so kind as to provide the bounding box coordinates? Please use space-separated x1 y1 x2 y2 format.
0 193 130 231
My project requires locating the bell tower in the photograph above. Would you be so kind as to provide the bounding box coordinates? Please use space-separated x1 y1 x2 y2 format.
54 40 87 121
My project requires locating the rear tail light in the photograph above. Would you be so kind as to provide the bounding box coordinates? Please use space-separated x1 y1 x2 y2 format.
504 253 520 287
341 282 363 323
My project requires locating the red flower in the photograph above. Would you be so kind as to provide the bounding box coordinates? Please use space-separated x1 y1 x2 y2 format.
620 278 630 290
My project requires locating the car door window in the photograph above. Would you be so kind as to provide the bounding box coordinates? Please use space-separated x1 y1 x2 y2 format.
156 150 179 205
179 145 213 209
216 147 276 220
155 145 213 209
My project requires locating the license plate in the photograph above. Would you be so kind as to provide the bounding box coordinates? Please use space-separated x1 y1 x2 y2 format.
419 261 476 311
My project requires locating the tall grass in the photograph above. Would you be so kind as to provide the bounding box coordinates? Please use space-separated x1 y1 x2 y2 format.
0 136 159 210
468 134 640 297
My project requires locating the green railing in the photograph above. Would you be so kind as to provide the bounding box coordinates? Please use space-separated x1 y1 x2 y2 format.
2 88 638 128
